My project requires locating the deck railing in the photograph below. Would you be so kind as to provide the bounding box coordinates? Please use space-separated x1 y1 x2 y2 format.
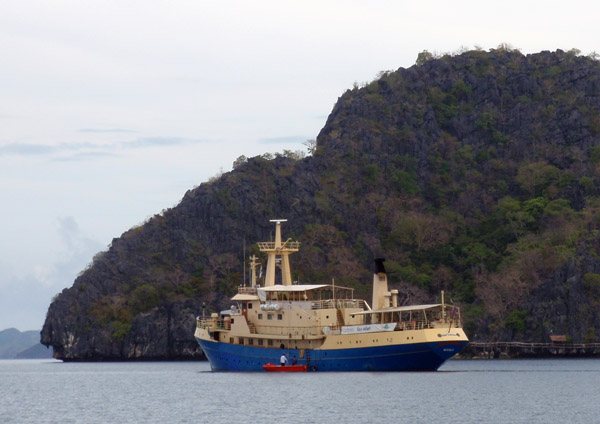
253 324 323 337
196 318 326 337
310 299 365 310
237 287 258 294
257 241 300 250
393 318 461 331
196 314 462 336
196 318 228 331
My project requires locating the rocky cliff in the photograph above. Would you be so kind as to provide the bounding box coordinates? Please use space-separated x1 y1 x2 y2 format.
42 48 600 359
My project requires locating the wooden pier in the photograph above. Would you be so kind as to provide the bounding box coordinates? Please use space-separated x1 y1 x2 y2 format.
463 342 600 359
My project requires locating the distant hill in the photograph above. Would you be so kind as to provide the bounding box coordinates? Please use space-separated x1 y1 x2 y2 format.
0 328 52 359
42 48 600 360
15 343 53 359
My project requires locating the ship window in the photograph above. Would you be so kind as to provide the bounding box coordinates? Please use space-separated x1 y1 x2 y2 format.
249 339 254 345
239 338 244 345
248 303 253 309
229 338 234 344
267 339 273 346
258 339 264 346
258 314 263 319
267 314 273 320
277 314 283 320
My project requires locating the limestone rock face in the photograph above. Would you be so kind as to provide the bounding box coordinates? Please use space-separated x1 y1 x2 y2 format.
42 49 600 359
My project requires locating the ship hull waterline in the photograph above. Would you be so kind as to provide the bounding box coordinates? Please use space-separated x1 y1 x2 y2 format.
196 337 468 372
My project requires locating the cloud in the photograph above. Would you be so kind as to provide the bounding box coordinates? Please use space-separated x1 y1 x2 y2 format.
0 273 59 331
56 216 104 257
0 143 58 156
0 137 208 159
0 142 97 156
57 216 81 248
127 137 206 148
33 265 53 287
51 151 120 162
258 136 307 144
78 128 138 133
0 217 105 331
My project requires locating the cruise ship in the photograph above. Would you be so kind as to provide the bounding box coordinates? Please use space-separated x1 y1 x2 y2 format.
194 219 469 371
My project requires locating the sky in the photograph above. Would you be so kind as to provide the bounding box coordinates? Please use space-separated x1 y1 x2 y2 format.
1 0 599 332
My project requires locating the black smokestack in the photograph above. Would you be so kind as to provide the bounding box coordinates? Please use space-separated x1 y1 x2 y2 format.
374 258 386 274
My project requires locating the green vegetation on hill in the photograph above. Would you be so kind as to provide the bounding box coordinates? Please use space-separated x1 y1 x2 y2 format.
42 48 600 360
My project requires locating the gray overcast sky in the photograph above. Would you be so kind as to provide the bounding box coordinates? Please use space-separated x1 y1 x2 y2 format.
1 0 598 331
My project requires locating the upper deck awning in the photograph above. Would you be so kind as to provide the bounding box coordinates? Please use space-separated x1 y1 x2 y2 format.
258 284 329 293
257 284 352 301
231 293 260 301
350 304 442 316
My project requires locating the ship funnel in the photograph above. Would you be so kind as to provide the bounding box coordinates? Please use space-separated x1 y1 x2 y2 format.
372 258 390 310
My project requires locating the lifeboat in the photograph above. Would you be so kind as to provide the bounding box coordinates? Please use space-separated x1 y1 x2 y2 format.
262 362 307 372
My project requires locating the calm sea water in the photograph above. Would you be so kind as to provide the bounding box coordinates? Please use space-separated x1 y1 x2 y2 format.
1 358 598 423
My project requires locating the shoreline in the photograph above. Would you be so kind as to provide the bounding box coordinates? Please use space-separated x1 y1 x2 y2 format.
459 341 600 359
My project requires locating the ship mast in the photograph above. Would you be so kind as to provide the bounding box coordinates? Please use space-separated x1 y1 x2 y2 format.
258 219 300 286
249 254 259 287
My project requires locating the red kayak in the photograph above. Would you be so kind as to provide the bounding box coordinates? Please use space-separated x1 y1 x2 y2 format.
262 362 307 372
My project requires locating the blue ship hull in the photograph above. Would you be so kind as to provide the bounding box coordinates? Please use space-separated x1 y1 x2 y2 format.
196 338 468 371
